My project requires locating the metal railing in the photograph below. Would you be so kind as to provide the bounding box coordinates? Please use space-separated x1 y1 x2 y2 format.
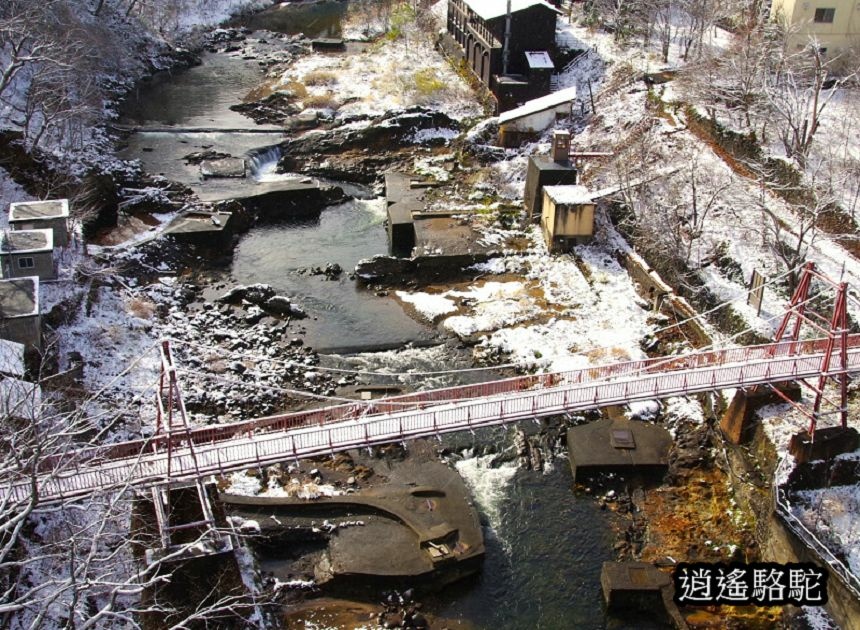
772 456 860 600
6 339 860 505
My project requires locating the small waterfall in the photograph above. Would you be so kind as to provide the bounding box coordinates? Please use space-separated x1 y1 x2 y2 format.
246 145 286 181
455 452 518 551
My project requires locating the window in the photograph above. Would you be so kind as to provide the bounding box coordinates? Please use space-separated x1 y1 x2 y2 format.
17 257 34 269
814 8 835 22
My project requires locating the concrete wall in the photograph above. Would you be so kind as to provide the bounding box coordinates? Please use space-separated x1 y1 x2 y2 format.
541 194 594 252
0 315 40 351
0 252 55 280
771 0 860 52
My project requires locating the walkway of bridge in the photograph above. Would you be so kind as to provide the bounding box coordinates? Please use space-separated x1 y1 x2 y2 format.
5 335 859 505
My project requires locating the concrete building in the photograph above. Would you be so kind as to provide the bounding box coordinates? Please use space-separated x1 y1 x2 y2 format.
0 229 55 280
541 185 595 252
498 87 577 147
0 277 40 351
770 0 860 53
9 199 70 247
524 130 578 220
445 0 560 111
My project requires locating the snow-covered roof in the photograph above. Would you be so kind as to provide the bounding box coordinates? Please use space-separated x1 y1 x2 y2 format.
463 0 559 21
0 277 39 318
498 86 577 124
9 199 69 222
544 185 593 205
0 339 25 377
0 229 53 254
525 51 554 69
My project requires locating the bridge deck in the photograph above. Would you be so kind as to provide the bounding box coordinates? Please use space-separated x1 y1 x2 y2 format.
6 337 859 505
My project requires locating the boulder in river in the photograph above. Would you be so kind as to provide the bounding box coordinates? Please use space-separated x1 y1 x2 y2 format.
217 283 276 306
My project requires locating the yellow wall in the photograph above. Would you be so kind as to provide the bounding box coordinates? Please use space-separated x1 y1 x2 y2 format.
771 0 860 52
541 191 595 252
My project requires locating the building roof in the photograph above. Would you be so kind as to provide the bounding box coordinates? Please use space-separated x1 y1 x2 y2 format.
463 0 559 21
9 199 70 222
525 51 554 69
498 86 578 124
0 277 39 319
544 185 593 205
0 339 25 377
0 229 53 255
0 376 41 420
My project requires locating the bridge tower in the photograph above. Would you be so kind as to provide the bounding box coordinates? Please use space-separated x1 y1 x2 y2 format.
146 340 231 564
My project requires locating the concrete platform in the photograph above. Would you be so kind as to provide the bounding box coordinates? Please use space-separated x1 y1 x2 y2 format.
567 418 672 482
200 157 246 179
601 562 687 629
163 211 233 246
221 461 484 584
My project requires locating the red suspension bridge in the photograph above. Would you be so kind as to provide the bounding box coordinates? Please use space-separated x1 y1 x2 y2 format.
3 263 858 508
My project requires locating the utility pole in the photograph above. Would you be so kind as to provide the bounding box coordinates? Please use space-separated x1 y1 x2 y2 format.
502 0 512 75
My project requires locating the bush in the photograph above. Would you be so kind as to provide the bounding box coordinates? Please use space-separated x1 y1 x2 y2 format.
302 70 336 86
413 68 445 97
302 93 340 110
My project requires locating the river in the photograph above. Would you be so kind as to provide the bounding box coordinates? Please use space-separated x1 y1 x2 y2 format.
117 4 640 628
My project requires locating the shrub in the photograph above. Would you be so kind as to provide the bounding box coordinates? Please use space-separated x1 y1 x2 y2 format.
302 93 340 110
413 68 445 97
302 70 336 86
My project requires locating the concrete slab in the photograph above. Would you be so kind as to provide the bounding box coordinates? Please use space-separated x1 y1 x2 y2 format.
567 417 672 482
200 158 246 179
413 217 499 257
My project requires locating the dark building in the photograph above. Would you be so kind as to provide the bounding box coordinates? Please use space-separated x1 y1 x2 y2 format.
446 0 560 111
524 130 578 222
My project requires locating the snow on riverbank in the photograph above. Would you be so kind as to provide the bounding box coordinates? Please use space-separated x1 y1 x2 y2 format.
277 11 482 121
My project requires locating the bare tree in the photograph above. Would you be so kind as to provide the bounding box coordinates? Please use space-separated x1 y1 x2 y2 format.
763 42 859 169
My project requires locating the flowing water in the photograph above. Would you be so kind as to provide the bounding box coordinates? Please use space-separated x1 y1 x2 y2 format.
116 5 644 628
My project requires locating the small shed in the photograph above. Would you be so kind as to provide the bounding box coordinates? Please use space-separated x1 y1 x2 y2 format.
0 229 55 280
9 199 70 247
541 185 595 252
0 277 40 351
524 51 554 96
524 131 577 222
498 87 577 147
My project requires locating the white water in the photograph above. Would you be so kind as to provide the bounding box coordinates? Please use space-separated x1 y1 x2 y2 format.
455 452 518 550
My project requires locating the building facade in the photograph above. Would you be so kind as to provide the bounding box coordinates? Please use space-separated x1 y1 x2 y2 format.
0 229 55 280
446 0 560 109
770 0 860 53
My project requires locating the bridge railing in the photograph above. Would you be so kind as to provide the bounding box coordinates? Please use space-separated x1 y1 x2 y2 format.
11 345 860 505
31 335 860 477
